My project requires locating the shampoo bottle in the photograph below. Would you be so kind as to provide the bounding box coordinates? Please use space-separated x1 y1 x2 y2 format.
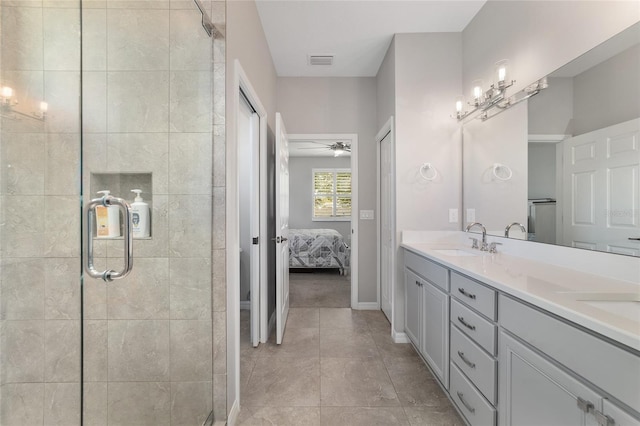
95 190 121 238
130 189 150 238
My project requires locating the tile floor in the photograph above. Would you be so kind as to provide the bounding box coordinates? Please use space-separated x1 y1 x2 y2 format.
237 271 464 425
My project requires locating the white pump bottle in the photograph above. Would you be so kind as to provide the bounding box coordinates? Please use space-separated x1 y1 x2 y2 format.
130 189 150 238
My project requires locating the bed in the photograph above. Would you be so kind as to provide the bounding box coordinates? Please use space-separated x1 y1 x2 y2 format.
289 229 350 274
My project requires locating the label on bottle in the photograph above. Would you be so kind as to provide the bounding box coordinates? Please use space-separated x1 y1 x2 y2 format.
96 206 109 237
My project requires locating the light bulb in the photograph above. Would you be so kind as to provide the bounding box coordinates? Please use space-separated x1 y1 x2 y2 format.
455 100 463 112
495 59 510 87
471 80 484 104
40 101 48 112
1 86 13 98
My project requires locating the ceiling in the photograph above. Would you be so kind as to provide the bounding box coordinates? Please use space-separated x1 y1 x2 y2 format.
255 1 486 77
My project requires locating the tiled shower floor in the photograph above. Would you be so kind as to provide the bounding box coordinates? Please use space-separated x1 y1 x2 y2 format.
237 271 464 425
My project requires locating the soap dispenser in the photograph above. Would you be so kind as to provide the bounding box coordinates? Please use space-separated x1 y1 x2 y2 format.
95 190 121 238
130 189 150 238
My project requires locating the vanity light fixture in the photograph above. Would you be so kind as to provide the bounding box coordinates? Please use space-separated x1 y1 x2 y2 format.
454 59 517 122
0 85 47 122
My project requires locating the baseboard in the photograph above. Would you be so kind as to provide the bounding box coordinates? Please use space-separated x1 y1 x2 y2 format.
353 302 380 310
392 330 410 344
226 399 240 426
239 301 250 310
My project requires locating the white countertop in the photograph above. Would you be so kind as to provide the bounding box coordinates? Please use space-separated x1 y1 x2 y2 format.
401 241 640 352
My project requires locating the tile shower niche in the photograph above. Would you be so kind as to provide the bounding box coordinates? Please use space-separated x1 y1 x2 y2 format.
90 172 153 240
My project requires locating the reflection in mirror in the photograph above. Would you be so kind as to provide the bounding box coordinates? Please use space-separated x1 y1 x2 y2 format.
464 22 640 256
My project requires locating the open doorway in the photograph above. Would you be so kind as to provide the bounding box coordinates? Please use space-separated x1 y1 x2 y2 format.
287 134 359 309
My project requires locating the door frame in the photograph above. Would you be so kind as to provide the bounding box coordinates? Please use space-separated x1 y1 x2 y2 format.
288 133 359 308
228 59 268 418
376 117 396 329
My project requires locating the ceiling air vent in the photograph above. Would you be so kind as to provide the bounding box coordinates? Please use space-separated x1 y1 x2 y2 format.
308 55 334 66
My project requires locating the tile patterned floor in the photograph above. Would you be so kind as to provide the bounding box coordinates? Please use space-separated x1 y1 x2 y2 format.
237 271 464 425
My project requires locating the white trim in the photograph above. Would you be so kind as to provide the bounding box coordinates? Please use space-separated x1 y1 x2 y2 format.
229 59 268 420
288 133 359 309
376 117 395 327
392 330 410 344
528 134 570 143
240 301 251 310
354 302 381 310
227 399 240 426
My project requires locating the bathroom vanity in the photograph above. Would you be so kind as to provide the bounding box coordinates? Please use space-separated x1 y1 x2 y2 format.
401 237 640 426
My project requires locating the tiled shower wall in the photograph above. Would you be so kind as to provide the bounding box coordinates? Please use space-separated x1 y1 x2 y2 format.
0 0 227 424
1 0 83 424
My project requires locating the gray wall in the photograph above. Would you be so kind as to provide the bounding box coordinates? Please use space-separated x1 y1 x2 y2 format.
289 156 352 240
276 77 378 303
463 102 529 235
573 44 640 135
462 1 639 99
528 144 557 199
376 37 396 129
528 77 574 135
389 33 463 333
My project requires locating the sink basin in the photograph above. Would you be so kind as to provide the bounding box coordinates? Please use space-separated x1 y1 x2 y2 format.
557 291 640 302
433 249 478 257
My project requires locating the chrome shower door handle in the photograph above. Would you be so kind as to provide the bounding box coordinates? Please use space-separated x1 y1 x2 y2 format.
85 195 133 282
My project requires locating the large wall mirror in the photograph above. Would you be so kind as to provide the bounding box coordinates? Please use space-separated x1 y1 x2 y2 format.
463 22 640 257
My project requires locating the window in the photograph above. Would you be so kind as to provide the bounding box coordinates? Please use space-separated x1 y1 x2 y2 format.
312 168 352 220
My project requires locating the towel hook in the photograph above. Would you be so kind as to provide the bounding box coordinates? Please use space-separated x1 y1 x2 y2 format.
420 163 438 181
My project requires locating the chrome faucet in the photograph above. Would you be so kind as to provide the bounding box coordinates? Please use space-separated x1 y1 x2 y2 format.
465 222 488 251
505 222 527 238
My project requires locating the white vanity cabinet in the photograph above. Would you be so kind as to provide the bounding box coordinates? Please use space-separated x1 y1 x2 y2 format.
404 251 450 387
499 294 640 426
402 246 640 426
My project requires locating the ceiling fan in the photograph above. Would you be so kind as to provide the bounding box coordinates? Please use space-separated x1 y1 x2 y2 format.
299 141 351 157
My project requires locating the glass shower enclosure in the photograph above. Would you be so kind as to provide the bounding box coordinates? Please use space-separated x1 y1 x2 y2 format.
0 0 218 423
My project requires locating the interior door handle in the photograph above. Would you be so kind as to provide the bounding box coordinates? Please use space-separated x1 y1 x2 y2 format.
85 195 133 282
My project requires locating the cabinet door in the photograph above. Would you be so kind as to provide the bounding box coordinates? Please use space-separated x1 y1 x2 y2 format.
422 280 449 387
405 269 422 347
602 399 640 426
500 331 601 426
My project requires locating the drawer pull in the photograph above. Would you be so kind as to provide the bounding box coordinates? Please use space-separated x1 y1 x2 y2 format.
457 351 476 369
457 316 476 331
458 288 476 300
456 391 476 414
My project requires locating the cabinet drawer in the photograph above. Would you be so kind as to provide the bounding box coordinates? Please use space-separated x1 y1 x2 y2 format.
451 299 497 356
500 294 640 413
405 250 449 291
450 362 496 426
451 325 497 405
451 272 496 320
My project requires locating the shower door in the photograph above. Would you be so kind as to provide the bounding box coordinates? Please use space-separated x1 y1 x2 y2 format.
1 0 217 424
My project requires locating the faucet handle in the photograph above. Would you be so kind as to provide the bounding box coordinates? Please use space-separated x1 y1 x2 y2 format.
468 237 479 249
488 241 502 253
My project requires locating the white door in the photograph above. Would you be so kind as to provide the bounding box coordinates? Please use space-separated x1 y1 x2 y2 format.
380 131 392 320
249 112 260 347
238 95 261 347
275 113 290 345
562 118 640 255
